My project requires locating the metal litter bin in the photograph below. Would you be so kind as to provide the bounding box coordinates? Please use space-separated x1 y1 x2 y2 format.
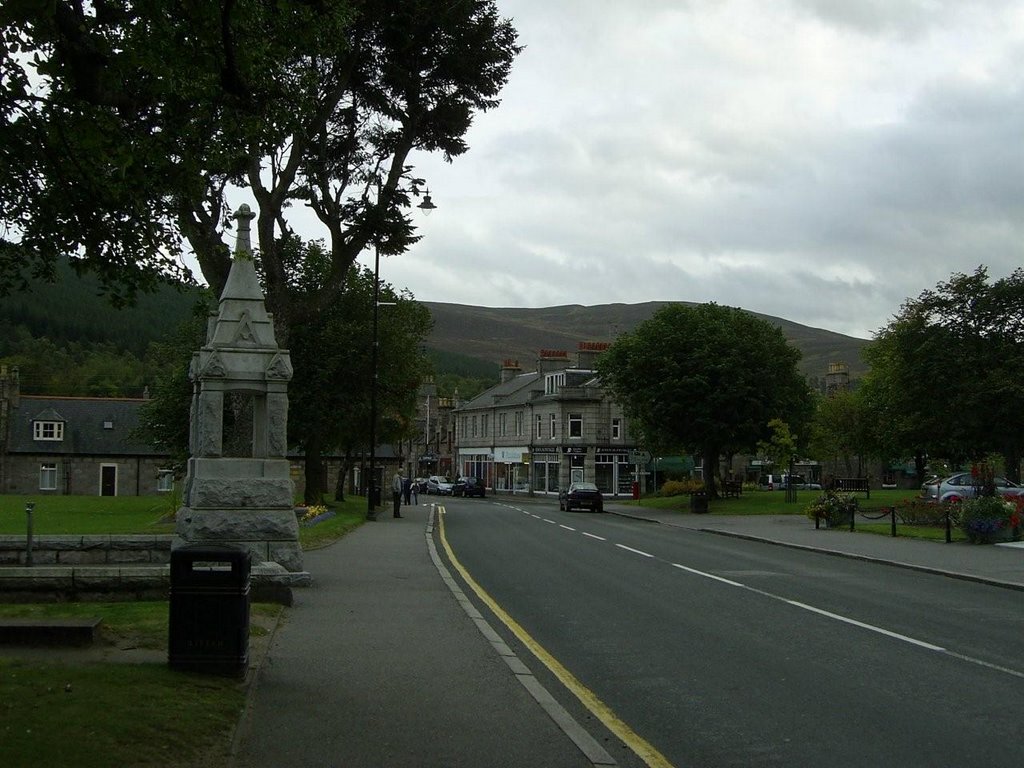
690 489 709 514
168 544 251 677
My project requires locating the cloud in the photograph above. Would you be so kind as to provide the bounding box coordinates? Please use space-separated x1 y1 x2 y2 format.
361 0 1024 341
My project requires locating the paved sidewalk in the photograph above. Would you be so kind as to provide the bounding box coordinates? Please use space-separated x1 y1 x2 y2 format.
231 502 598 768
605 503 1024 591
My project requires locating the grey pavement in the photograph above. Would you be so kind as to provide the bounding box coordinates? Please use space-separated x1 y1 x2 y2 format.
230 495 1024 768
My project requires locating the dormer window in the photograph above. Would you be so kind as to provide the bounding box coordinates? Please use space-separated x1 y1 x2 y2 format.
33 421 64 441
544 373 565 395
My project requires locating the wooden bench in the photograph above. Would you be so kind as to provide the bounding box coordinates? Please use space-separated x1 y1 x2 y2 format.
0 617 103 647
721 480 743 498
833 477 870 499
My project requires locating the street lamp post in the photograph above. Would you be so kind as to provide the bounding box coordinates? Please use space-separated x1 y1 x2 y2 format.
366 186 436 520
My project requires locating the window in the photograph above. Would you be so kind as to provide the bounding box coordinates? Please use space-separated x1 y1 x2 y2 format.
568 413 583 439
515 411 524 437
544 373 565 395
157 470 174 493
499 413 507 437
472 415 478 437
481 414 489 438
33 421 64 441
549 413 557 439
39 463 57 491
535 414 543 440
611 418 622 440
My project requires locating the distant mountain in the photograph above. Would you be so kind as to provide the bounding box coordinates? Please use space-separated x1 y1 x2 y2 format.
422 301 870 381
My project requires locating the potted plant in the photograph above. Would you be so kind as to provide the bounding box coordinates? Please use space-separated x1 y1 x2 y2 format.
959 495 1021 543
805 490 859 528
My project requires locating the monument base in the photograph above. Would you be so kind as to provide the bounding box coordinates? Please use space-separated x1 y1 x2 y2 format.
174 506 305 573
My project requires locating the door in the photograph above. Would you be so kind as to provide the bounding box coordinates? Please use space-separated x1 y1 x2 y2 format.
100 464 117 496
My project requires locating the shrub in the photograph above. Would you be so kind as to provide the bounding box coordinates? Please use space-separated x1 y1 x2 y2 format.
893 498 956 526
805 490 859 526
660 478 704 497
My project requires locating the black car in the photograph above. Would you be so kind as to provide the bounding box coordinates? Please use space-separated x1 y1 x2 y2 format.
558 482 604 512
452 477 486 497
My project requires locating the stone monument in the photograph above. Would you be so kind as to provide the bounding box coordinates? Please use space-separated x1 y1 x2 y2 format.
174 204 309 586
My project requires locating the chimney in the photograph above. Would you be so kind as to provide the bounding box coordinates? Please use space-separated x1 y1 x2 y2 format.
536 349 570 376
576 341 610 370
500 359 522 384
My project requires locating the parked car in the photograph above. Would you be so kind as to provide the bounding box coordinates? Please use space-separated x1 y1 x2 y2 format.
558 482 604 513
758 474 821 491
920 472 1024 503
425 475 454 495
452 476 486 498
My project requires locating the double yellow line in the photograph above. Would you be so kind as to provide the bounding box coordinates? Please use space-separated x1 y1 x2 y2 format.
436 509 675 768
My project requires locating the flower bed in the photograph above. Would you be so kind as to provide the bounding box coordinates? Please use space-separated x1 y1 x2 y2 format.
959 496 1022 544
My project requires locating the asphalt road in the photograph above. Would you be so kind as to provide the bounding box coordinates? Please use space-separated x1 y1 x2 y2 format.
437 495 1024 768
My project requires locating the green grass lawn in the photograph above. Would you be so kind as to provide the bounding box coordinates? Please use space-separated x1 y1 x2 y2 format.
0 494 176 535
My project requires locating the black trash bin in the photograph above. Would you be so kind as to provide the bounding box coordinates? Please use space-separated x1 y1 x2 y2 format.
371 485 382 508
168 544 251 677
690 490 709 514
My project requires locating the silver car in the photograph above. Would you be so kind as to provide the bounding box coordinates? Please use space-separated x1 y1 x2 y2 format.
920 472 1024 503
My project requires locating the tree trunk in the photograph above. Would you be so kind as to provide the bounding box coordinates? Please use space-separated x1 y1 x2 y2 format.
334 451 352 502
1003 448 1021 484
914 451 928 486
702 445 720 499
303 434 326 505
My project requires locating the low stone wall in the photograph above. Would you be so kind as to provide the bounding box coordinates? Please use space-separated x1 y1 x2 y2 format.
0 565 171 602
0 535 171 567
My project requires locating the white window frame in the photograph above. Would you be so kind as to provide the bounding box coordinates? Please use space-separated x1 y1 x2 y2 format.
39 462 57 491
33 421 64 441
515 411 524 437
157 470 175 493
611 418 622 440
535 414 543 440
549 413 557 439
568 413 583 439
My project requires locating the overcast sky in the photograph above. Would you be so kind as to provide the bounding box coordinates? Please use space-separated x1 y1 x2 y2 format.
363 0 1024 340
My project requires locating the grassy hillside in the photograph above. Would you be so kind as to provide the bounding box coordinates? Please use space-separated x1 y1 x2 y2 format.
422 301 869 381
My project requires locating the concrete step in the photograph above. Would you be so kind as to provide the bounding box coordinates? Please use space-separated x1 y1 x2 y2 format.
0 617 102 647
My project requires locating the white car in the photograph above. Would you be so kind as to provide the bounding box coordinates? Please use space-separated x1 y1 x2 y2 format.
425 475 454 495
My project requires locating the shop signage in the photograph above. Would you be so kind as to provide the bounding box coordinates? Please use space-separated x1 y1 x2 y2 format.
562 446 588 455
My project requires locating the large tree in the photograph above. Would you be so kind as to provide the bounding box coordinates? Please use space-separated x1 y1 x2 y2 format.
1 1 519 321
597 303 813 498
860 266 1024 482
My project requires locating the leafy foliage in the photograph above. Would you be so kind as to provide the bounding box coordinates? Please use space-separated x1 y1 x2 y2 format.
597 303 813 497
860 266 1024 481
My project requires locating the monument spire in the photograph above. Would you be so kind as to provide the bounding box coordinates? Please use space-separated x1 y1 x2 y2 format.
234 204 256 259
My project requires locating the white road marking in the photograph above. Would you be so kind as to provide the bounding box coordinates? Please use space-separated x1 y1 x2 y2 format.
616 544 654 558
560 525 576 531
582 532 606 541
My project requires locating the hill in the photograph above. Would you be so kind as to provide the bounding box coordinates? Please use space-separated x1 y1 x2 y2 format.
422 301 870 381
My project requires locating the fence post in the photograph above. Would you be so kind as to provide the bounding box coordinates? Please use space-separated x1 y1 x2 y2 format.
25 501 35 567
945 506 952 543
890 507 897 537
815 511 820 530
849 505 855 532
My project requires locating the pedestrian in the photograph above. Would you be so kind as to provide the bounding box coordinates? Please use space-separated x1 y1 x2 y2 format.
410 479 419 506
392 471 403 518
402 475 412 506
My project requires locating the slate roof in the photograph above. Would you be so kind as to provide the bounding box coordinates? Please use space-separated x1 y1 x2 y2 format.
7 396 164 457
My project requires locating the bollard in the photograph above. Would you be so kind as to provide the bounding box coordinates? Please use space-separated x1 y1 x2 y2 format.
945 506 952 543
25 501 35 567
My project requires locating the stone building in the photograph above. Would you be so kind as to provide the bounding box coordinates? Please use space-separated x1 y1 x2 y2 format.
454 343 644 497
0 366 171 496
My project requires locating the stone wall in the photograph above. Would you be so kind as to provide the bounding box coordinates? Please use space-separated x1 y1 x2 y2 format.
0 534 171 566
4 455 171 496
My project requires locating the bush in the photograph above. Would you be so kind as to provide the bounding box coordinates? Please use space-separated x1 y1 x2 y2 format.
660 478 704 497
893 498 956 526
805 490 859 526
959 495 1020 543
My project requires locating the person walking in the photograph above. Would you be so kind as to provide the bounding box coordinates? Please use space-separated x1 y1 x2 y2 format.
392 471 403 518
402 475 412 506
410 479 419 506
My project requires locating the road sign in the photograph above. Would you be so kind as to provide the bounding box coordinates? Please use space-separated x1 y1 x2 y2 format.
628 450 652 465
